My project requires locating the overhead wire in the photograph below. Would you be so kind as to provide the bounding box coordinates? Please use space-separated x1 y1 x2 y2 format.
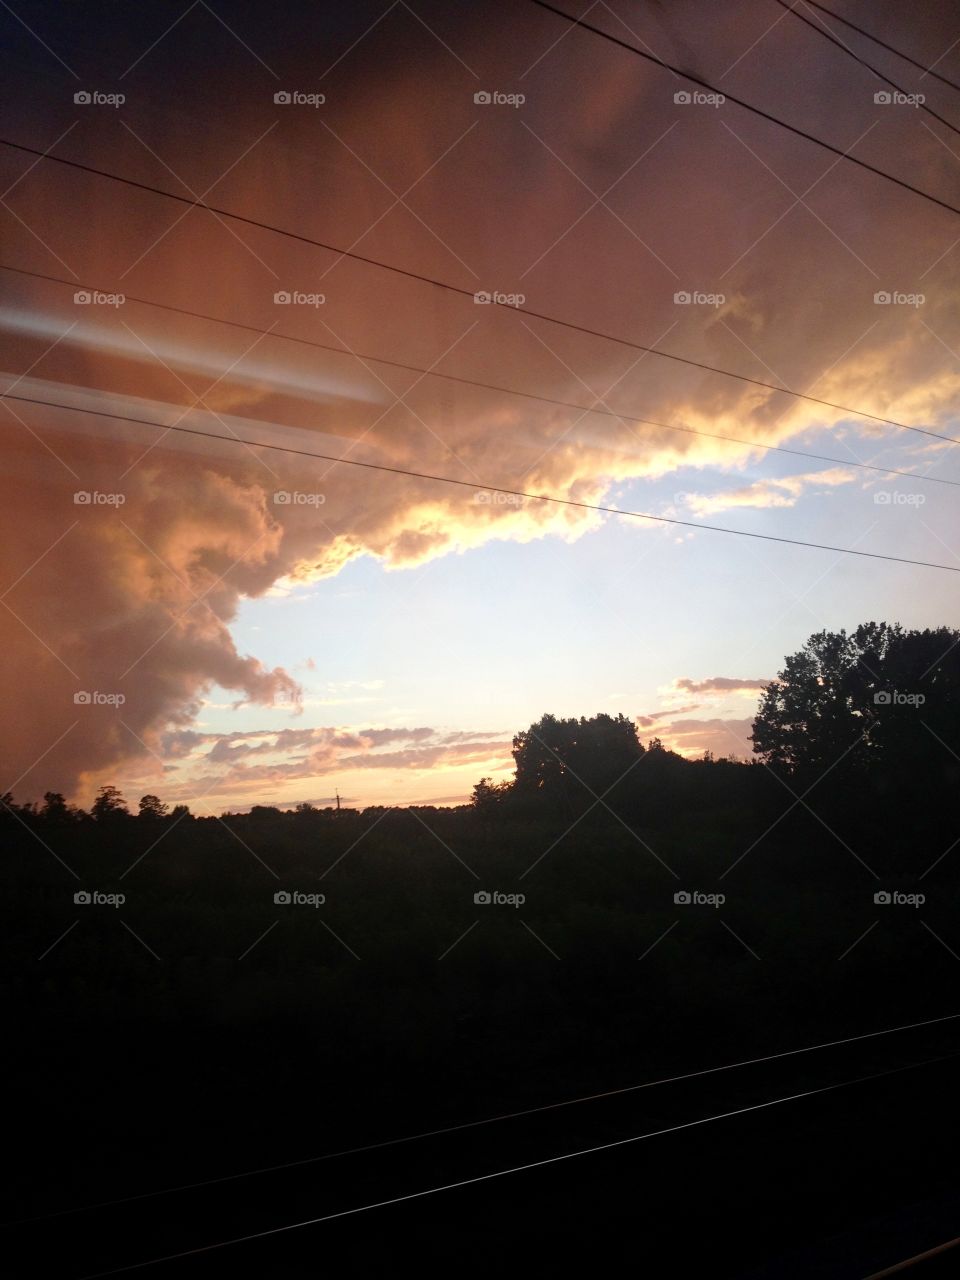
3 261 957 492
78 1050 960 1277
529 0 960 220
5 389 960 573
775 0 960 138
8 1005 960 1226
1 139 959 449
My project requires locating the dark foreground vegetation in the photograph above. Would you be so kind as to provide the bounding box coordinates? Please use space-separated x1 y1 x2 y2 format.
4 623 960 1272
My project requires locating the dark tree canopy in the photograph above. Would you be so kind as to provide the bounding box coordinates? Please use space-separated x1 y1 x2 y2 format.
470 776 511 819
92 785 129 822
249 805 283 820
512 712 645 804
41 792 72 822
751 622 960 784
138 794 169 820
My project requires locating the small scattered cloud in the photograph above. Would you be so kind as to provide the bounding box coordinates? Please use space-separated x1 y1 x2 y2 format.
675 468 858 518
637 672 770 757
671 676 771 697
131 722 513 811
659 716 756 760
636 702 702 727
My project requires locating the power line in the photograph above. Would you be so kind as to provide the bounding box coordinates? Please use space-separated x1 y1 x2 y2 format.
78 1052 960 1277
13 1005 960 1226
4 261 958 492
528 1 960 220
863 1234 960 1279
776 0 960 138
4 388 960 574
799 0 960 96
1 139 959 451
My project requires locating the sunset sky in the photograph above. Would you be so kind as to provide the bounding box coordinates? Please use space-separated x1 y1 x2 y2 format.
2 0 959 812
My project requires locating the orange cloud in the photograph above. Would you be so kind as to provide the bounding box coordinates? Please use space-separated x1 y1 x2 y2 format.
672 676 771 696
4 0 960 805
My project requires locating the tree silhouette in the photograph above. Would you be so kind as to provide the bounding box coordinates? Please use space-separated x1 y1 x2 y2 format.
92 785 129 822
138 794 169 820
512 712 644 811
471 776 510 819
41 792 73 822
752 622 960 814
753 624 888 774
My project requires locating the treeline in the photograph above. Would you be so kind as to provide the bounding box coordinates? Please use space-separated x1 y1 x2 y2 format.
4 620 956 859
3 622 958 1219
0 746 758 828
469 621 960 860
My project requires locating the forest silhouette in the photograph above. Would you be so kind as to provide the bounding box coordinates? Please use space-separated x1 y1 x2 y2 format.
4 622 959 1221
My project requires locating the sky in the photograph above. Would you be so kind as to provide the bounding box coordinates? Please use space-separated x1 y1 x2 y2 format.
1 0 959 812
